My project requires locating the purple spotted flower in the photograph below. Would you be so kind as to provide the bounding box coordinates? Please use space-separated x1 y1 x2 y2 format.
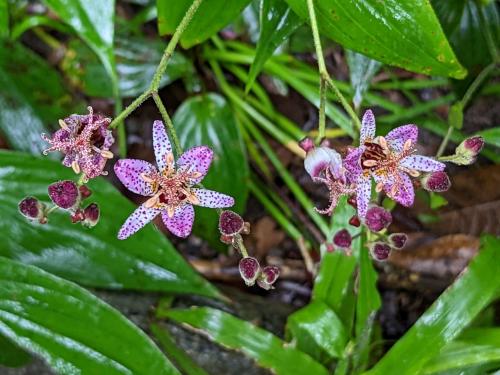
345 110 445 218
115 121 235 239
42 107 114 180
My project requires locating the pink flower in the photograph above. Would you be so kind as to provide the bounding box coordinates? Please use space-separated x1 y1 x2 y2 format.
115 121 234 239
42 107 114 180
345 110 445 218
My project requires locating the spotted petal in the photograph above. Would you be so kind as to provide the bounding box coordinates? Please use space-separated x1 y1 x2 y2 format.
152 120 173 171
386 125 418 151
384 172 414 207
114 159 156 196
356 175 372 219
162 204 195 238
400 155 445 172
344 147 363 184
177 146 213 184
193 188 234 208
118 204 161 240
360 110 376 143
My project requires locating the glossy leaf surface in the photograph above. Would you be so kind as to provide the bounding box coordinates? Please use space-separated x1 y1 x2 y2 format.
173 94 249 247
0 151 218 298
283 0 466 78
164 307 329 375
367 235 500 375
157 0 251 48
0 257 178 374
246 0 302 92
346 50 382 109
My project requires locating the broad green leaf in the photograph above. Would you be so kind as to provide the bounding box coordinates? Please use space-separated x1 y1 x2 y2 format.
0 257 179 374
366 235 500 375
283 0 467 79
173 94 249 248
0 334 31 368
43 0 117 88
246 0 302 92
64 36 193 98
346 50 382 109
477 128 500 148
157 0 251 48
0 151 219 298
286 301 347 363
0 0 8 38
163 307 329 375
0 40 76 154
11 15 74 40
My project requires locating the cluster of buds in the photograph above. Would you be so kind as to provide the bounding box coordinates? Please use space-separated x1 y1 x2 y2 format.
219 210 280 290
19 181 100 227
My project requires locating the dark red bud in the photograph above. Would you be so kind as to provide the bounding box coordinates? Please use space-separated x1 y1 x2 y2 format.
219 210 245 236
365 206 392 232
48 180 79 209
220 234 233 245
422 171 451 193
239 257 261 286
71 209 85 223
389 233 408 249
370 242 391 261
257 265 280 290
325 243 335 252
333 229 352 249
349 215 361 227
79 185 92 199
83 203 100 227
463 136 484 154
347 195 357 208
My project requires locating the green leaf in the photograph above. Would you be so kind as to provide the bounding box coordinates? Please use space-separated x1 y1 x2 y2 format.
477 127 500 148
346 50 382 109
0 40 77 154
0 257 179 374
366 235 500 375
0 334 31 368
283 0 467 79
173 94 249 248
0 0 8 38
43 0 117 88
246 0 302 93
286 301 348 363
0 151 219 298
163 307 329 375
65 35 193 98
157 0 251 48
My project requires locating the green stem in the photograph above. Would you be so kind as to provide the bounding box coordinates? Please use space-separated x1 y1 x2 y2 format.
109 88 151 129
477 1 499 62
152 92 183 156
317 77 326 142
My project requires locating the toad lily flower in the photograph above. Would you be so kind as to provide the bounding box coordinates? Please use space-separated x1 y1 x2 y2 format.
42 107 114 180
345 110 445 218
115 120 234 239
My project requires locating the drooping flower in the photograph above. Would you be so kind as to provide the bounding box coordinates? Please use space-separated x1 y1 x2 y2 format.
345 110 445 218
48 180 80 210
239 257 261 286
115 120 234 239
421 171 451 192
388 233 408 249
83 203 100 228
369 242 391 261
448 136 485 165
42 107 114 180
257 265 280 290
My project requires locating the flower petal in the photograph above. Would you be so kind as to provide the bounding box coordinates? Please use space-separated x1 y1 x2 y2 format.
400 155 445 172
162 204 195 238
385 172 414 207
344 147 363 184
118 204 160 240
356 175 372 219
304 147 342 178
360 110 376 143
152 120 173 171
386 125 418 151
193 188 234 208
177 146 213 184
114 159 156 196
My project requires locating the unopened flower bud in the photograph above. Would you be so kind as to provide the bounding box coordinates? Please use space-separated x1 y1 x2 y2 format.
219 210 245 236
388 233 408 249
349 215 360 227
257 265 280 290
347 195 357 208
333 229 352 249
83 203 100 227
325 243 335 252
370 242 391 261
450 136 485 165
421 171 451 192
239 257 261 286
365 206 392 232
79 185 92 199
48 180 79 209
299 137 315 153
18 197 46 223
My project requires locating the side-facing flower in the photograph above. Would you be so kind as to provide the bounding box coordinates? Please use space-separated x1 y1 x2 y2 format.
365 205 392 232
115 121 234 239
333 229 352 249
345 110 445 218
257 265 280 290
42 107 114 180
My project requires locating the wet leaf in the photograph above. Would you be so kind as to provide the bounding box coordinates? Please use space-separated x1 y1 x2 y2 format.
246 0 302 93
0 257 179 374
163 307 329 375
0 334 31 368
286 301 347 363
0 40 77 154
157 0 251 48
346 50 382 109
0 151 219 298
367 235 500 375
284 0 466 78
173 94 249 248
